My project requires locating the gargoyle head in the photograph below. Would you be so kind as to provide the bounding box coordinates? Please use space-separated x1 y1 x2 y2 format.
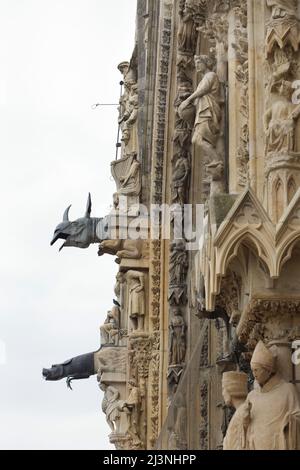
51 193 97 250
42 363 66 381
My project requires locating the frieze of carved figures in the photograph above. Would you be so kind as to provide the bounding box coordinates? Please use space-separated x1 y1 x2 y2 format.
126 270 145 333
169 308 186 367
266 0 300 56
244 341 300 449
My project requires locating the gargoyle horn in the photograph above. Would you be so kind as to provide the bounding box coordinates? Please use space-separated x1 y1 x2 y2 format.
85 193 92 219
63 205 72 222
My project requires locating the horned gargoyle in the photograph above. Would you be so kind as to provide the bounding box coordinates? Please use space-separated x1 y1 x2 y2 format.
42 350 98 390
51 193 143 260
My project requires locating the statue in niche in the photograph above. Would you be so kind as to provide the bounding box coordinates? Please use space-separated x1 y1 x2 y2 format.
178 3 198 55
99 382 123 434
121 379 141 441
178 55 222 165
222 371 249 450
100 305 120 346
172 152 190 205
264 80 300 156
243 341 300 450
266 0 297 19
127 270 145 332
169 308 186 366
169 240 188 286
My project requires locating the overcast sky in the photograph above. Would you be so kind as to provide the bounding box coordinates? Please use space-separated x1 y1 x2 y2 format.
0 0 136 450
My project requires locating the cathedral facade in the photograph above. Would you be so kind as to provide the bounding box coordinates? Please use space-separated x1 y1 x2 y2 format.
45 0 300 450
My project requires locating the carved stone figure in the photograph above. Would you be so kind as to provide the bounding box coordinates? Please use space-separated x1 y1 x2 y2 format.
169 308 186 366
169 240 188 286
243 341 300 450
98 239 143 262
222 371 248 450
100 383 123 434
121 379 141 440
178 55 222 164
126 271 145 332
111 152 141 208
264 80 300 155
266 0 297 19
172 153 190 205
206 160 225 195
100 306 120 346
118 65 138 149
178 4 198 55
114 272 125 306
121 84 139 146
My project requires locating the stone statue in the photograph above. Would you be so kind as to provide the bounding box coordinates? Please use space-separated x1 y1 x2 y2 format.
178 55 222 164
243 341 300 450
121 379 141 440
126 270 145 332
264 80 300 155
169 240 188 286
169 308 186 366
266 0 297 19
100 306 120 346
172 153 190 205
100 383 123 434
222 371 248 450
178 3 198 55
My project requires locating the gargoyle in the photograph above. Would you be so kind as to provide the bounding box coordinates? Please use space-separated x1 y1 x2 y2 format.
51 193 143 260
50 193 106 251
42 350 99 390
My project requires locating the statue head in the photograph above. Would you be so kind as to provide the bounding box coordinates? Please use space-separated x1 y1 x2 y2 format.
250 341 276 386
194 55 215 73
117 61 130 78
51 193 98 250
222 371 248 407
